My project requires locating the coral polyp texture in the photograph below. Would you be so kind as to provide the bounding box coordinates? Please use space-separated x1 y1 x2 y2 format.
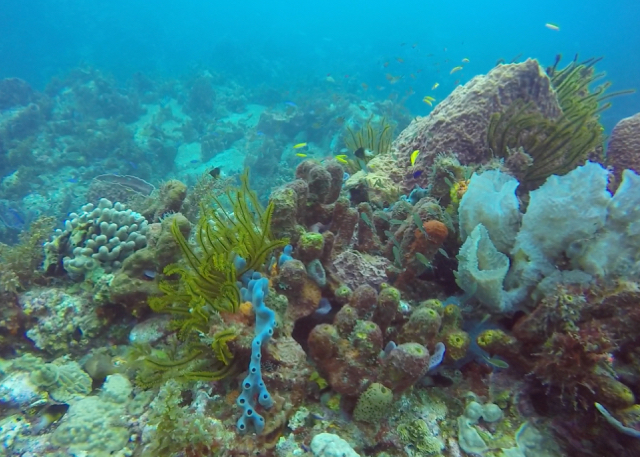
44 198 149 279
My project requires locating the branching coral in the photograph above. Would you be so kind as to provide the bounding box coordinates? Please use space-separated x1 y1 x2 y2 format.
488 56 633 190
344 116 395 172
532 324 618 410
0 215 55 292
487 99 599 190
181 172 235 222
142 170 287 385
141 380 227 457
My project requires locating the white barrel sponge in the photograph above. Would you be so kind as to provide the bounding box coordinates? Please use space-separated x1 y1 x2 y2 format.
459 169 521 253
455 224 510 313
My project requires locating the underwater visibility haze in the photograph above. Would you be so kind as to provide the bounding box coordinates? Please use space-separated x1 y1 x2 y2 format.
0 0 640 456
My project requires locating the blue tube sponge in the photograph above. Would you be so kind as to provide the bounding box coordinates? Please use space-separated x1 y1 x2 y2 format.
278 244 294 267
236 274 275 434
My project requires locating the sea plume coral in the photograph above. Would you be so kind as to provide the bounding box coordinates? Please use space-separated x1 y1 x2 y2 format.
141 170 287 385
488 56 633 191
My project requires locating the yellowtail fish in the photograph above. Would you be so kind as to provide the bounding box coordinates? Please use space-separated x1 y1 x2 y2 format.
462 58 470 63
431 82 439 90
450 66 463 74
296 153 308 158
410 149 420 166
293 142 308 149
422 96 435 106
335 155 349 165
545 23 560 31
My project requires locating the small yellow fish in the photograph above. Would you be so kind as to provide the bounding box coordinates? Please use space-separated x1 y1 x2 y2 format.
422 96 435 106
462 58 470 63
335 155 349 164
293 142 307 149
431 82 439 90
410 149 420 166
545 23 560 31
450 66 463 74
296 153 308 158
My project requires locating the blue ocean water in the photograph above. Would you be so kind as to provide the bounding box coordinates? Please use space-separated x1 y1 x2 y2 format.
1 0 638 130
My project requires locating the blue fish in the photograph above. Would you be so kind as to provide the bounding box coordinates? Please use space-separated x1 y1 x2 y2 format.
68 178 78 183
284 101 297 107
382 341 397 357
314 298 332 315
128 161 138 169
413 170 423 179
257 131 265 136
190 159 199 163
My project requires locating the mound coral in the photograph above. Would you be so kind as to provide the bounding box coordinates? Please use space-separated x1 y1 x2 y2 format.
44 199 149 280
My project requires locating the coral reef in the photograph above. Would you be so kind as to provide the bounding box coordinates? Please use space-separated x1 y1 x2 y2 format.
19 288 102 355
0 215 56 293
606 111 640 190
108 212 190 314
456 162 640 312
44 199 149 280
0 54 637 457
393 59 562 189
